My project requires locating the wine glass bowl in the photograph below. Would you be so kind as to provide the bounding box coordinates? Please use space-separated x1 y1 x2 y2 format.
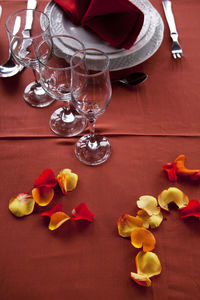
5 9 54 107
36 35 87 137
70 48 112 166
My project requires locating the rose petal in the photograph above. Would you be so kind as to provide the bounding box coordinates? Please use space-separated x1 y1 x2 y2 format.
9 193 35 217
49 212 71 230
117 214 143 237
158 187 189 211
175 154 200 178
130 272 151 287
34 169 57 188
131 228 156 252
71 203 94 222
137 195 160 216
180 199 200 218
57 168 78 194
136 251 162 278
162 162 177 182
137 210 163 229
32 187 54 206
41 203 63 217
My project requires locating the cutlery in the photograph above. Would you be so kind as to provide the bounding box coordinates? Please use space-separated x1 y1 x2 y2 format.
162 0 183 59
112 72 148 86
0 16 24 78
19 0 37 58
0 5 2 20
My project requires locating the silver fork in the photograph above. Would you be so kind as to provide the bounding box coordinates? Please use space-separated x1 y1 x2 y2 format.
162 0 183 59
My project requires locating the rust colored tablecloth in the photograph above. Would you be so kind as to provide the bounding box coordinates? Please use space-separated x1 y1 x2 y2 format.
0 1 200 300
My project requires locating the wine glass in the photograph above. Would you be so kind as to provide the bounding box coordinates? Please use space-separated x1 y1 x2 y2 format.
5 9 54 108
36 35 87 137
70 48 112 165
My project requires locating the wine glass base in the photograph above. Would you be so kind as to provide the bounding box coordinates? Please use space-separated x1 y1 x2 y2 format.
75 134 112 166
49 106 88 137
24 81 54 108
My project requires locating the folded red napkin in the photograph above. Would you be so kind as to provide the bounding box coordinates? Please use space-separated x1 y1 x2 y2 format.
54 0 144 49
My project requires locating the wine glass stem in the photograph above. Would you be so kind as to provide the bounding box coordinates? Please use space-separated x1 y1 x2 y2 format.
32 68 40 84
89 120 96 142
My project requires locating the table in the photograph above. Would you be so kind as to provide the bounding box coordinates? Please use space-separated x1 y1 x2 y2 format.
0 1 200 299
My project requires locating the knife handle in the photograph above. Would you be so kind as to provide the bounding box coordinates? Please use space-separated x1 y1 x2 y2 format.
162 0 178 36
25 0 37 30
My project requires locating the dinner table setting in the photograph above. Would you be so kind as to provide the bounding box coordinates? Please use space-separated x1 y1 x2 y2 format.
0 0 200 299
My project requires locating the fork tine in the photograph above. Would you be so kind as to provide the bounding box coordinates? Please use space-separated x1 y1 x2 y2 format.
176 53 182 58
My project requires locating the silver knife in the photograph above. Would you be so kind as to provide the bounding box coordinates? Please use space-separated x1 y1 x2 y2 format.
162 0 178 36
19 0 37 58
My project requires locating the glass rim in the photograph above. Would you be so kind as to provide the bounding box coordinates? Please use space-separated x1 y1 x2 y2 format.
70 48 110 77
36 34 85 71
5 8 50 38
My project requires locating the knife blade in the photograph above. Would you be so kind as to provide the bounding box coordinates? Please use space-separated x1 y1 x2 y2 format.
19 0 37 58
0 5 2 20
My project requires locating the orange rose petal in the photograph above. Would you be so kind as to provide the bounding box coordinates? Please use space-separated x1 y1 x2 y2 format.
175 154 200 176
49 212 71 231
57 168 78 194
9 193 35 217
117 214 143 237
137 195 160 216
32 186 54 206
131 228 156 252
136 251 162 278
158 187 189 211
130 272 151 287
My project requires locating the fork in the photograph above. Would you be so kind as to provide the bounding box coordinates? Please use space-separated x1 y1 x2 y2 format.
162 0 183 59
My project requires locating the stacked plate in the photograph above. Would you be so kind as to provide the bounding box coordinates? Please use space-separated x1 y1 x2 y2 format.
43 0 164 71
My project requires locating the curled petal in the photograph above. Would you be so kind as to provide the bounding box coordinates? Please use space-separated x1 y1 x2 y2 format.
117 214 143 237
57 168 78 194
136 251 162 278
137 195 160 216
131 228 156 252
34 169 57 188
175 154 200 178
162 162 177 182
130 272 151 287
49 212 71 230
41 203 63 217
9 193 35 217
180 199 200 218
137 210 163 229
72 203 94 222
158 187 189 211
32 187 54 206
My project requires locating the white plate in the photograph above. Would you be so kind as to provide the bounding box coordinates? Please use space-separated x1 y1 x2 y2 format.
44 0 152 54
43 0 164 71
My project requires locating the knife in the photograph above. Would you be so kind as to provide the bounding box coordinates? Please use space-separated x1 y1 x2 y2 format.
162 0 178 36
0 5 2 20
19 0 37 58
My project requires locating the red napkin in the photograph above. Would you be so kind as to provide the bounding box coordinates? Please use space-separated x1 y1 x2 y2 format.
54 0 144 49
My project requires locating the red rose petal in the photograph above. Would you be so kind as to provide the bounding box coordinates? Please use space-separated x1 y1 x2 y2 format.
72 203 94 222
41 203 63 218
180 199 200 218
34 169 57 188
162 162 177 182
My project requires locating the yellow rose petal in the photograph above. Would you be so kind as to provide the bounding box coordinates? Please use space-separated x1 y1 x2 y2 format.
136 251 162 278
57 168 78 194
137 195 160 216
9 193 35 217
158 187 189 211
130 272 151 287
